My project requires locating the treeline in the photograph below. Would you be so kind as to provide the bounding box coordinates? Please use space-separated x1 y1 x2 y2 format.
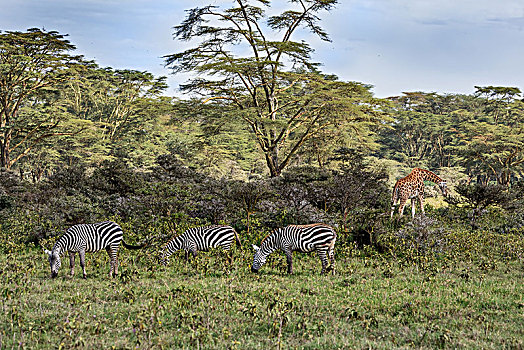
380 89 524 186
2 30 523 186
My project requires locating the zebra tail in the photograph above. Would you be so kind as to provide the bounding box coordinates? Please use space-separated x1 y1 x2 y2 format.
122 240 146 250
233 229 242 249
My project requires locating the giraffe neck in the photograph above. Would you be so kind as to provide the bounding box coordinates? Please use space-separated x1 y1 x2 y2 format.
417 169 443 184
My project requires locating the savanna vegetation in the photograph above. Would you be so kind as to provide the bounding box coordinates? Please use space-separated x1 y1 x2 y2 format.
1 0 523 348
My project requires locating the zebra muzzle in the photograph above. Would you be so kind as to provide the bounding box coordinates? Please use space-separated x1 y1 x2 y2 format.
251 267 258 273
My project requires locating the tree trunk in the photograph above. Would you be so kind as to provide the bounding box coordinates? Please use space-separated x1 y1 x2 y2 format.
0 130 11 169
498 169 511 188
265 147 281 177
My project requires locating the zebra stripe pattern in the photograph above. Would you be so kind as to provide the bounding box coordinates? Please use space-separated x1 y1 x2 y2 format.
161 225 241 265
251 223 336 274
44 221 139 279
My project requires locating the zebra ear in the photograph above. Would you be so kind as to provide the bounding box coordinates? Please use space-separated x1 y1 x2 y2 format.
252 244 259 252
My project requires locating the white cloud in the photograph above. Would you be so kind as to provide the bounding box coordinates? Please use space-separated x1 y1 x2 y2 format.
1 0 523 97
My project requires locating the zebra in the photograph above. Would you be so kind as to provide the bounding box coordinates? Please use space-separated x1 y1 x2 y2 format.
161 225 241 265
43 221 143 279
251 223 336 275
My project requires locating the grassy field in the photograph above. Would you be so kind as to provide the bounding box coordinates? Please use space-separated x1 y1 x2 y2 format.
1 245 523 349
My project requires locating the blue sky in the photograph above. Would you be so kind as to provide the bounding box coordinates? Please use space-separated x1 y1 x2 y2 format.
1 0 524 97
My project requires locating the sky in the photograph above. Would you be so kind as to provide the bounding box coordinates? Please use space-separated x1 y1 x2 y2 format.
1 0 524 98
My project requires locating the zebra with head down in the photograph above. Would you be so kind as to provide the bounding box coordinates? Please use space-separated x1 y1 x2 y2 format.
44 221 143 279
161 225 241 266
251 223 336 275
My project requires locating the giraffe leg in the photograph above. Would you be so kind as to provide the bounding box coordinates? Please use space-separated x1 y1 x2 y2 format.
411 198 416 218
317 249 328 275
398 198 408 217
79 250 87 279
285 249 293 274
419 195 425 216
390 202 396 218
69 252 76 277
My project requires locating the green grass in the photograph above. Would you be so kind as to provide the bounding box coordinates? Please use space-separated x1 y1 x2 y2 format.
1 246 523 349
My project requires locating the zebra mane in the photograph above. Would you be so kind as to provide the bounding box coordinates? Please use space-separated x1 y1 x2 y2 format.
260 232 273 246
52 235 68 255
292 223 328 229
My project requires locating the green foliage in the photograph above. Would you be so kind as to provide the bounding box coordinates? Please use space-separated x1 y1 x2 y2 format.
2 14 524 350
165 0 388 176
380 88 524 186
0 28 84 169
0 242 523 348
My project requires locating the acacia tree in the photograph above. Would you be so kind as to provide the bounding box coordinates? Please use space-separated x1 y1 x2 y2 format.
455 86 524 186
63 64 168 141
381 92 473 168
165 0 384 176
0 28 83 169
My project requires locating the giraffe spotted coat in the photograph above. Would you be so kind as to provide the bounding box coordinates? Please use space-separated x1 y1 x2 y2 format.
390 168 447 218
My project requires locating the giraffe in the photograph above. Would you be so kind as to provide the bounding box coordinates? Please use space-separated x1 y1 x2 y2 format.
390 168 448 219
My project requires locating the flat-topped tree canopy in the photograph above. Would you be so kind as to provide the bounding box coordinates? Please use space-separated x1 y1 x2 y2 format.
0 28 83 169
165 0 387 177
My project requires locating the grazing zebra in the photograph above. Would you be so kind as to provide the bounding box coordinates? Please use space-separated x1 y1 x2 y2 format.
251 223 336 275
161 225 241 265
43 221 143 279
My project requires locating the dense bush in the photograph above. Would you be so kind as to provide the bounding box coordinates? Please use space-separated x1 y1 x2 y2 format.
2 152 524 269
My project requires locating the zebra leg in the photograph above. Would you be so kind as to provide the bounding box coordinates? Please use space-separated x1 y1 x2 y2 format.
227 248 233 265
79 250 87 279
285 250 293 274
184 248 197 264
113 248 119 276
317 249 329 274
222 243 233 266
188 241 198 261
106 247 118 278
69 252 76 277
328 246 336 275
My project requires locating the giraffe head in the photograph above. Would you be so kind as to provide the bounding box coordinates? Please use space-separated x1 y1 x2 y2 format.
438 181 448 197
44 248 61 278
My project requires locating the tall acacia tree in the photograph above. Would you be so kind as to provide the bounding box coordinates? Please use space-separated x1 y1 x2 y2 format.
63 64 168 141
0 28 83 169
455 86 524 186
165 0 383 176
